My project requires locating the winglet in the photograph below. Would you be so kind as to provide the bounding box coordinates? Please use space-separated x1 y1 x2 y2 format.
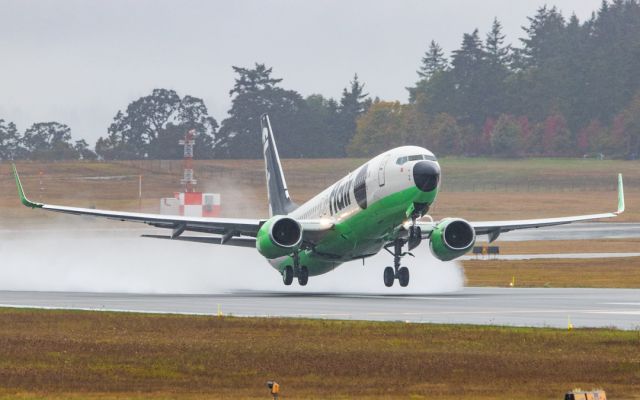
12 164 43 209
616 173 625 215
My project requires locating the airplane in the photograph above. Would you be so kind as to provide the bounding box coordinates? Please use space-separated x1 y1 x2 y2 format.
12 114 625 288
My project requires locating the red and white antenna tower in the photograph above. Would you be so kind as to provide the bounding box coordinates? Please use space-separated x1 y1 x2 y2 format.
179 129 197 192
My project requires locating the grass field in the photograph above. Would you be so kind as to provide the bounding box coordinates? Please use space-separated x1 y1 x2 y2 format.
463 257 640 288
462 239 640 288
0 308 638 400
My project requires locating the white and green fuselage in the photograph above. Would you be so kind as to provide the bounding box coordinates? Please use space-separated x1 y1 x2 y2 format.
259 146 440 277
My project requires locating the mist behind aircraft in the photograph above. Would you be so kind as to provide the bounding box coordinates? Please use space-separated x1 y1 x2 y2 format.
0 221 464 295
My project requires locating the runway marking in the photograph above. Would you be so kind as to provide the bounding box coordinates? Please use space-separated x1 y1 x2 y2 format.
364 309 616 316
0 303 212 316
587 310 640 315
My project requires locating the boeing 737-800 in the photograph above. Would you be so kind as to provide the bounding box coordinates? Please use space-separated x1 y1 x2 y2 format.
13 114 625 287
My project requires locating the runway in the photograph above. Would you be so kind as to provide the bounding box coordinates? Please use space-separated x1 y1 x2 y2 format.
0 288 638 330
461 252 640 260
498 222 640 241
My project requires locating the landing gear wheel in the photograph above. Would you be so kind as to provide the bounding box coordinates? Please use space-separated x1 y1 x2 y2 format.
398 267 410 287
282 265 294 286
383 239 414 289
298 266 309 286
383 266 395 287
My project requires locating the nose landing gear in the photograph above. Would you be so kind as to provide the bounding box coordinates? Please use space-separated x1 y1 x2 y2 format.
281 252 309 286
383 239 414 287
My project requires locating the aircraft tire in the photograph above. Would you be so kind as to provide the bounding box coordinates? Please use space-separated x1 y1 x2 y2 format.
298 266 309 286
398 267 410 287
283 265 294 286
383 267 395 287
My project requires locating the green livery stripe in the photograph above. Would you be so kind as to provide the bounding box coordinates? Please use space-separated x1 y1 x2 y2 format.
12 164 43 209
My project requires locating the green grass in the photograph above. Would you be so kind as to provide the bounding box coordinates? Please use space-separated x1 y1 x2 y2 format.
0 308 638 399
463 256 640 288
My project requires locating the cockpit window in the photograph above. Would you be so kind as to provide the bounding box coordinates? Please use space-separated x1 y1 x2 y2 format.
396 154 437 165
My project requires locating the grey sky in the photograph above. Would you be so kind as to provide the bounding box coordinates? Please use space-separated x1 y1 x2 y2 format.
1 0 602 144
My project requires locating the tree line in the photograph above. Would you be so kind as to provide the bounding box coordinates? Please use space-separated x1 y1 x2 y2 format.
1 0 639 161
354 1 640 159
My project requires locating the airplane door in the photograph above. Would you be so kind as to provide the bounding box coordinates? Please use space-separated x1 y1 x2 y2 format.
378 154 390 187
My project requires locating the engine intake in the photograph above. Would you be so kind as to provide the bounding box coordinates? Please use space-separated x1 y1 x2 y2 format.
256 216 303 259
429 218 476 261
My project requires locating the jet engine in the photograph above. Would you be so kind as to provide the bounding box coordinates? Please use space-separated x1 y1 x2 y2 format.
256 216 303 259
429 218 476 261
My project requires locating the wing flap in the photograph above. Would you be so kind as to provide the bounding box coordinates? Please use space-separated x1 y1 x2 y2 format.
142 234 257 248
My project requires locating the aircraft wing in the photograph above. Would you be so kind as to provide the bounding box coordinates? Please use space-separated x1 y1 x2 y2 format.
12 165 333 246
418 173 625 242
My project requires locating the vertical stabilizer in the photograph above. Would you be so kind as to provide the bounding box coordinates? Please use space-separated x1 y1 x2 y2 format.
261 114 297 216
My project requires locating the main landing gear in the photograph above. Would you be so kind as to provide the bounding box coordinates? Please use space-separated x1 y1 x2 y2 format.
383 223 422 288
383 239 412 287
282 252 309 286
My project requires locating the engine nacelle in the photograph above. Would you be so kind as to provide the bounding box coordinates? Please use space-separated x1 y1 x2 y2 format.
429 218 476 261
256 216 303 259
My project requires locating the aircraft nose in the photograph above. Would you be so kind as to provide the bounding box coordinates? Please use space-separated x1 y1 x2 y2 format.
413 161 440 192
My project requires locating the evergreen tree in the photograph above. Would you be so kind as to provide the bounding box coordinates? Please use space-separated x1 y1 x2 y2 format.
485 18 510 67
482 18 510 120
0 119 21 160
336 74 371 156
215 63 307 159
620 91 640 159
417 40 448 80
303 94 342 157
450 29 490 128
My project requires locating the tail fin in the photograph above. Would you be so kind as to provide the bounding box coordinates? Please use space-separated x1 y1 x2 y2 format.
261 114 297 216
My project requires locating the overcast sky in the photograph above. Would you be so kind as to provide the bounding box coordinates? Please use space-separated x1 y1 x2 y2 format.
1 0 602 144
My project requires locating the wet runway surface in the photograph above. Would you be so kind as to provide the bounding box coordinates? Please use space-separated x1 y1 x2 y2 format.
0 287 638 330
498 222 640 241
461 252 640 260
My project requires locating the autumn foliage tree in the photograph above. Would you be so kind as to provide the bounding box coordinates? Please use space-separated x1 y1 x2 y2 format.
490 114 523 157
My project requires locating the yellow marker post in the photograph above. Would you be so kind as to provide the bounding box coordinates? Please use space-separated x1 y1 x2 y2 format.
217 304 223 317
568 315 573 331
509 276 515 287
